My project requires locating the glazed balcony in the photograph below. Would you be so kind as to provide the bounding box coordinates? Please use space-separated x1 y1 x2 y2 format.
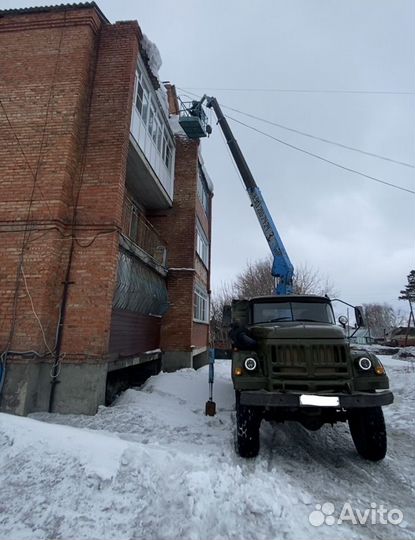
128 60 175 210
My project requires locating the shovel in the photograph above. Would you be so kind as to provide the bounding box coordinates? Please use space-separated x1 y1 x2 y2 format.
205 348 216 416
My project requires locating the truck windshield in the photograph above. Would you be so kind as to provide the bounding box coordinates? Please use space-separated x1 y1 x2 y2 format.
253 302 335 324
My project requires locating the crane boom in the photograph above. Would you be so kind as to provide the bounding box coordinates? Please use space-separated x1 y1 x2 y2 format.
205 96 294 295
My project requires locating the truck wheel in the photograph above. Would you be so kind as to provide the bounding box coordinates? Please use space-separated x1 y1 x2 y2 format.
235 395 261 458
348 407 387 461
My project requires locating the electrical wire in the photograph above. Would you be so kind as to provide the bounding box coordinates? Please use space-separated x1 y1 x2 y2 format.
0 100 55 221
225 114 415 195
181 86 415 96
21 265 55 356
178 87 414 168
0 12 68 400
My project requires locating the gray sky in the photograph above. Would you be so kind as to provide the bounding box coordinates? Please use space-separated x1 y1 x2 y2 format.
2 0 414 311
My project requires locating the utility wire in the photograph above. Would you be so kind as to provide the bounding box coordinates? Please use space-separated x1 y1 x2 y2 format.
182 87 415 96
225 115 415 195
178 87 414 168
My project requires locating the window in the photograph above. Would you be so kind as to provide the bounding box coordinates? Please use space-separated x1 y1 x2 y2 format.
197 168 210 214
196 220 209 268
252 301 335 324
194 284 209 323
130 60 176 199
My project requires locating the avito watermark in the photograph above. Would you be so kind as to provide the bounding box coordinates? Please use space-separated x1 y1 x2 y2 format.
309 502 403 527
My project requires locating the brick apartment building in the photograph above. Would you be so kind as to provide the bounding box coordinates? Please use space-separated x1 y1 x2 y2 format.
0 2 213 415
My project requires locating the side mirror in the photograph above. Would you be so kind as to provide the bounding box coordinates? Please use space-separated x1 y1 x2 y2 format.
355 306 365 327
338 315 348 328
222 305 232 326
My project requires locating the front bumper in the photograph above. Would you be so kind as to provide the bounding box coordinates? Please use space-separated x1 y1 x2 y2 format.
240 390 394 408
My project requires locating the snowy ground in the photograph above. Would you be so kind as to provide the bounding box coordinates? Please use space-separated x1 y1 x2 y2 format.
0 355 414 540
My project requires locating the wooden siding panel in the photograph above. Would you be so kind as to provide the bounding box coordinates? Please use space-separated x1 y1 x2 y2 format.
109 308 161 356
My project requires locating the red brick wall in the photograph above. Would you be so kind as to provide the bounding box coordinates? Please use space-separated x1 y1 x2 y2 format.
149 135 212 353
149 137 199 351
160 271 195 351
60 21 139 360
0 8 140 362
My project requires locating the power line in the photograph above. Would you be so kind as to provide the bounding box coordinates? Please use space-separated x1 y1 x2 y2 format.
181 87 415 96
178 87 414 168
221 104 413 168
225 115 415 195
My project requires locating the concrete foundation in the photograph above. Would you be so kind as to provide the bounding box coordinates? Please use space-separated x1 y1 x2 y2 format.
162 348 209 372
162 351 193 372
0 360 107 416
193 350 209 369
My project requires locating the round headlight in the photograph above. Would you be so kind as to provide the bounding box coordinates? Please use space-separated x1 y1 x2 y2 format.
358 357 372 371
244 357 257 371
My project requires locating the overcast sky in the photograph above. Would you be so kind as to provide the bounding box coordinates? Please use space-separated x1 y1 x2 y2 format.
2 0 414 311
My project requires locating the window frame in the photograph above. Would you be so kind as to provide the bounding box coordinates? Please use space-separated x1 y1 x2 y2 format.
194 284 209 324
196 220 209 268
197 167 210 215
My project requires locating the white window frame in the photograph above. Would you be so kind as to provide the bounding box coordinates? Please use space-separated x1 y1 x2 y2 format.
194 284 209 323
196 220 209 268
130 60 175 199
197 168 209 215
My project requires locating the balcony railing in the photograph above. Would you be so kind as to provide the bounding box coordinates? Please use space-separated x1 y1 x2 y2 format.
121 195 167 267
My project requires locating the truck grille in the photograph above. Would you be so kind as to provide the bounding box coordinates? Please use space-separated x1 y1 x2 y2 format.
269 344 349 380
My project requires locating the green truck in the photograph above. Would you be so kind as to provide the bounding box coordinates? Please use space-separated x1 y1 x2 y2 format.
225 295 393 461
181 96 394 462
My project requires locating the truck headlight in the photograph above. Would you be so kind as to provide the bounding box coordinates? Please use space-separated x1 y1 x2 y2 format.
358 357 372 371
244 357 257 371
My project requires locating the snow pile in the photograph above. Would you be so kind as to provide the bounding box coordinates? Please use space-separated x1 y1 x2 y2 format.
0 360 414 539
141 33 162 78
168 114 187 138
393 346 415 359
156 84 169 117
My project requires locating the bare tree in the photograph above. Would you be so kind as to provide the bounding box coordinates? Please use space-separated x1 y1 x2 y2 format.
293 263 337 297
211 257 337 348
363 303 405 338
210 281 234 348
233 256 275 298
233 255 337 298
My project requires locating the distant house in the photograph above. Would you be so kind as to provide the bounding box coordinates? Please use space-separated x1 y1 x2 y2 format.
386 327 415 347
344 326 386 345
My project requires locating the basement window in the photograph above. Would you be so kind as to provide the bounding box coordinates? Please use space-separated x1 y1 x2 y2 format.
194 284 209 323
196 220 209 268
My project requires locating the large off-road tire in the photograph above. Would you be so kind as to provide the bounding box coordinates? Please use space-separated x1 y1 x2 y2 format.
348 407 387 461
235 393 261 458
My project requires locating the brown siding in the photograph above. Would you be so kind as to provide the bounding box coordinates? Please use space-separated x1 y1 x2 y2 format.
109 309 161 356
192 322 209 348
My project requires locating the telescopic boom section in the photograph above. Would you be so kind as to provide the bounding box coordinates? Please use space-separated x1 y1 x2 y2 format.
205 96 294 295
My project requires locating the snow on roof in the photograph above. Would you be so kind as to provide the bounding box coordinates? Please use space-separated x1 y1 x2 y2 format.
156 85 169 118
141 33 162 79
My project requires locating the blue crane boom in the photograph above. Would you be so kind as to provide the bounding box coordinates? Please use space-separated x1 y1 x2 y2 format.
204 96 294 295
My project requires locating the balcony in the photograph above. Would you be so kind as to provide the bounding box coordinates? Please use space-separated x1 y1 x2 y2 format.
128 60 175 210
121 194 167 269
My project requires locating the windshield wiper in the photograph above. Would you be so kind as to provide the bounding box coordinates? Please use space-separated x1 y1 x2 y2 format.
266 317 292 322
294 318 320 322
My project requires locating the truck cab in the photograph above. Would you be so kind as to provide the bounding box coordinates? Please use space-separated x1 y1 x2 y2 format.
226 295 393 461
